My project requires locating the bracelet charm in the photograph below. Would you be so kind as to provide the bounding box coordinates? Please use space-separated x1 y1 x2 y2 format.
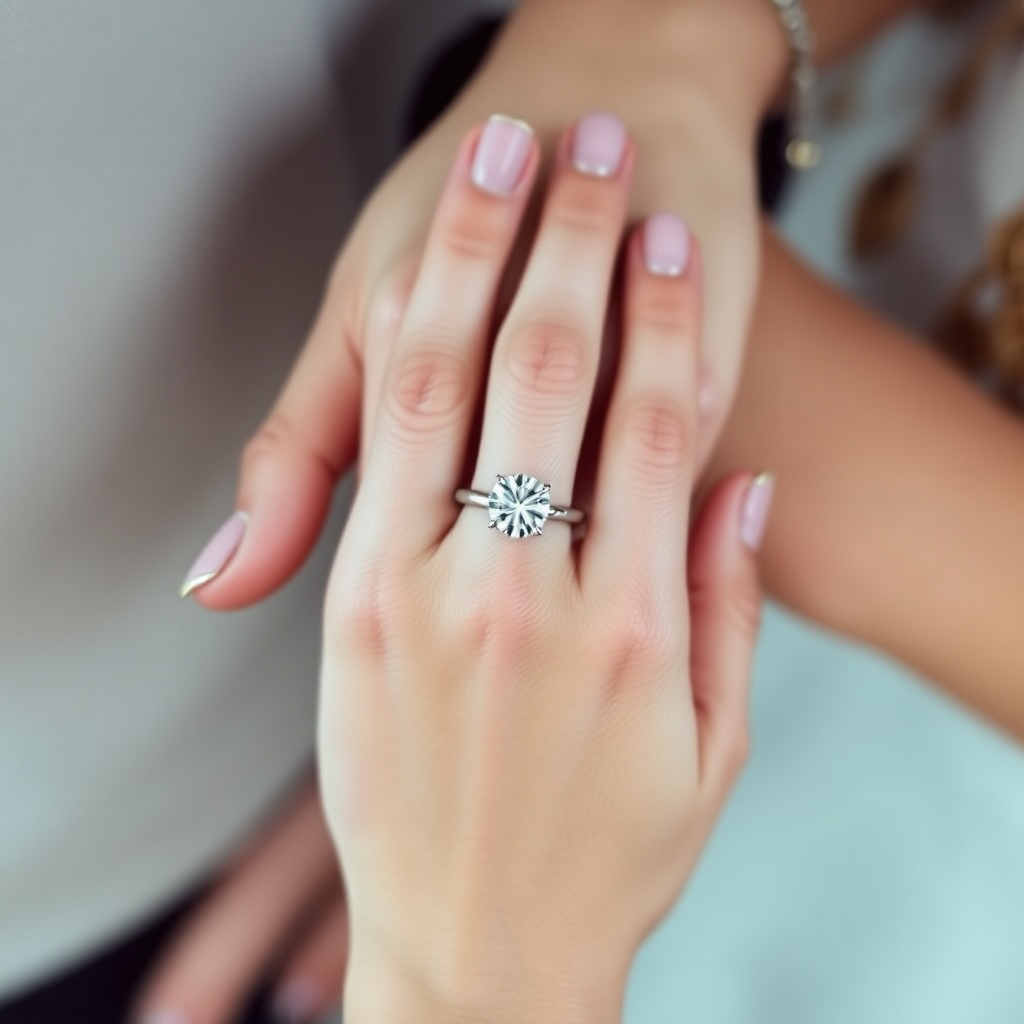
768 0 820 169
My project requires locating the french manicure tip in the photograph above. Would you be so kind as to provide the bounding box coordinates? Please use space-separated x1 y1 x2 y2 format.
571 111 628 178
179 571 217 600
740 472 776 552
471 115 534 196
643 212 691 276
178 509 249 600
646 260 684 277
488 112 534 134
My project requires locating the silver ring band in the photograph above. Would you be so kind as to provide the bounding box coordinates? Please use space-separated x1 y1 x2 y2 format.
455 473 585 539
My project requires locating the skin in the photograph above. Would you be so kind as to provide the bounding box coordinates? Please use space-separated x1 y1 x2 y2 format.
323 117 764 1023
711 228 1024 741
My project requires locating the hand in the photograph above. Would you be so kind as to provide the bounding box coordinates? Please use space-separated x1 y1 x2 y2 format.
319 116 770 1022
131 779 347 1024
180 0 786 608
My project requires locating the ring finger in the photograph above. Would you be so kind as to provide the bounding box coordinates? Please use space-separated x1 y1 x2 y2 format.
457 112 633 552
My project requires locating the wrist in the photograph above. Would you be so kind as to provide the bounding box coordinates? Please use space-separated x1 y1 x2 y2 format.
672 0 793 121
344 935 628 1024
509 0 790 133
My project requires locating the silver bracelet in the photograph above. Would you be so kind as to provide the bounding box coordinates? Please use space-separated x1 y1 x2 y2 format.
767 0 820 170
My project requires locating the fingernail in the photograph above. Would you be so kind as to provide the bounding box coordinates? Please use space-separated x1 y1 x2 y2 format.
471 114 534 196
270 979 323 1024
179 510 248 598
643 213 691 276
740 473 775 552
572 111 627 177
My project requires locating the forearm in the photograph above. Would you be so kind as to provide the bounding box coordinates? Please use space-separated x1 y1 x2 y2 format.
709 227 1024 740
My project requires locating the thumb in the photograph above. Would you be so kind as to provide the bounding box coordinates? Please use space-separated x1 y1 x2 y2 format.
687 470 774 802
179 273 366 609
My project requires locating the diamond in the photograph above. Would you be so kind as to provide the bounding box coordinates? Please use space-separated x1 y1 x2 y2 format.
487 473 551 538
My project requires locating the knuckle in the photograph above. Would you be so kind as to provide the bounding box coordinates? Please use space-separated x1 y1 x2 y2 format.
635 277 699 339
470 560 555 655
242 415 299 473
489 610 546 664
547 180 622 237
727 583 763 640
242 415 343 484
325 564 396 656
618 398 693 476
503 315 592 398
484 567 542 635
614 593 679 669
389 345 469 430
449 600 494 653
437 201 505 264
369 266 416 338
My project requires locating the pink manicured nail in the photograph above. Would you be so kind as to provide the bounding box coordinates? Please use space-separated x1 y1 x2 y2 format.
572 111 627 177
471 115 534 196
643 213 691 276
270 979 323 1024
179 510 248 598
740 473 775 552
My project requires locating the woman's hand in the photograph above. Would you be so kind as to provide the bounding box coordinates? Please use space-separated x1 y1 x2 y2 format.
180 0 786 609
131 780 347 1024
320 115 771 1022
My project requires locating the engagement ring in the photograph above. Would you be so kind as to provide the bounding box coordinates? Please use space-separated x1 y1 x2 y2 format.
455 473 585 539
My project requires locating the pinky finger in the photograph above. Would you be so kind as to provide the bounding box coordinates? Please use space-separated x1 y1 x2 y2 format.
583 214 701 597
269 898 349 1024
687 471 774 803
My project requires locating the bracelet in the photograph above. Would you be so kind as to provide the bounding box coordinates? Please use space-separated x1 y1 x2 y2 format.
767 0 820 170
